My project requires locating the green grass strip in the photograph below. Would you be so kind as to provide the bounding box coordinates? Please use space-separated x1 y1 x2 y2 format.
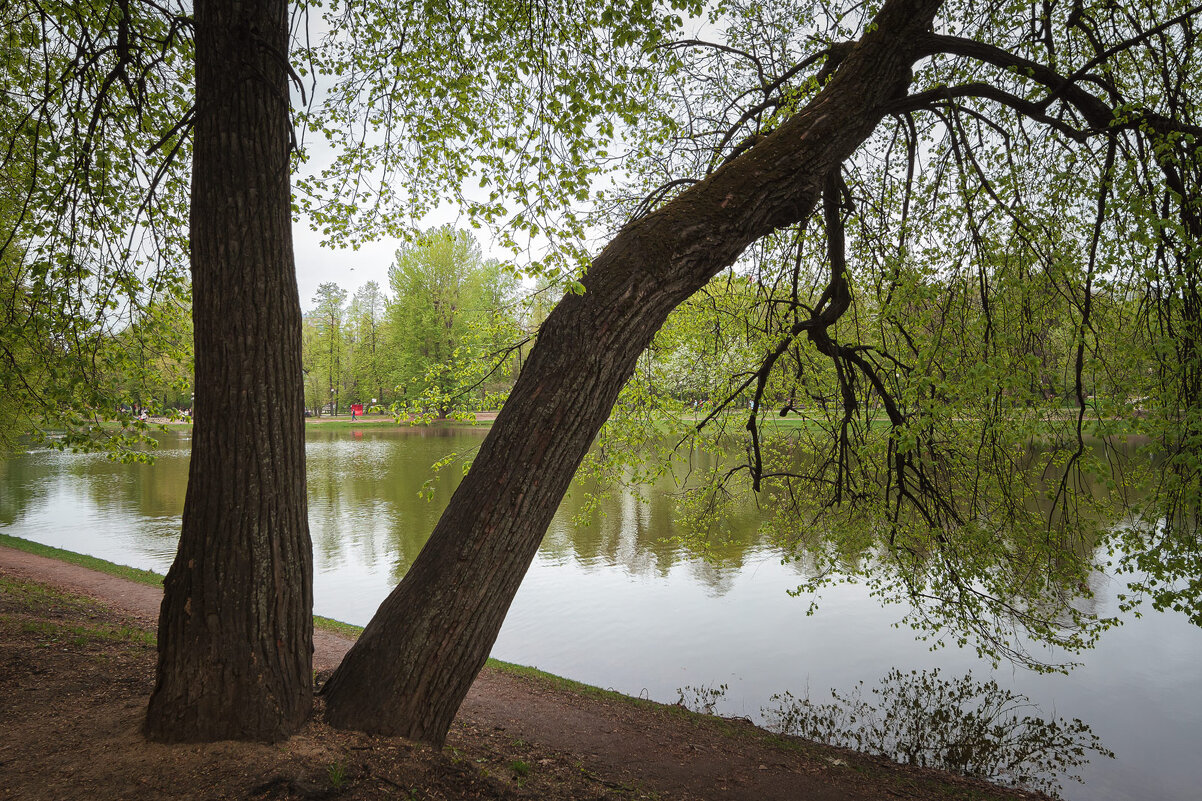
0 535 632 701
0 533 363 638
14 617 157 647
313 615 363 638
0 532 164 587
305 417 494 430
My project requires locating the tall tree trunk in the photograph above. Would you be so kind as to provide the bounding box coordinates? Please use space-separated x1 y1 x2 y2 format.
322 0 941 744
145 0 312 742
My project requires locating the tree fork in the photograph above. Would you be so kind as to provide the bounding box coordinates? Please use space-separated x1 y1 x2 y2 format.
144 0 312 742
322 0 943 744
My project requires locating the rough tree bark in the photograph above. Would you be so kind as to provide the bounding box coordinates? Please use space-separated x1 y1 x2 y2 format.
144 0 312 742
321 0 943 744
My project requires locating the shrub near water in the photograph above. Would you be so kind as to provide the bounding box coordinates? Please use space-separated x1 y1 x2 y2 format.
762 668 1113 798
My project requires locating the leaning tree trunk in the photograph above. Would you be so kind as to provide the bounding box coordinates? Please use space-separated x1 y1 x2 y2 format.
144 0 312 742
322 0 942 744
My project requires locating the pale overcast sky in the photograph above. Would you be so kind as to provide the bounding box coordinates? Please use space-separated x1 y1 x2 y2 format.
291 220 402 312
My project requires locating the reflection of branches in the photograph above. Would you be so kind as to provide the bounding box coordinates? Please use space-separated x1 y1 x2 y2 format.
894 549 1101 671
764 668 1114 797
1051 139 1114 528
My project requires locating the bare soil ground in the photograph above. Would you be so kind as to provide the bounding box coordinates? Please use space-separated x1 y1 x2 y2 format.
0 546 1046 801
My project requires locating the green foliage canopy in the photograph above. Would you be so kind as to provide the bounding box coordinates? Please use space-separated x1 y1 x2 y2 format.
0 0 193 453
297 0 701 278
294 0 1201 660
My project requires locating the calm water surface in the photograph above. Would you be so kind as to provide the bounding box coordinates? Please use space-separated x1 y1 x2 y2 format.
1 427 1199 801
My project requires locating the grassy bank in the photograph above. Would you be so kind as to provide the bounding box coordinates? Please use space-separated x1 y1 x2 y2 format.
0 532 164 587
0 533 560 677
0 533 734 717
304 417 495 430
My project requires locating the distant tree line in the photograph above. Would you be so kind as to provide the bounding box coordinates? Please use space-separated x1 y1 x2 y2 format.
302 226 528 418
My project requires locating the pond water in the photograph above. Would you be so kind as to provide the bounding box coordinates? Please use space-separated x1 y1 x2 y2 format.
1 426 1199 800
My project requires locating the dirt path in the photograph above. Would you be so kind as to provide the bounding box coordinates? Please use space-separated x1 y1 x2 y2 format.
0 545 1040 801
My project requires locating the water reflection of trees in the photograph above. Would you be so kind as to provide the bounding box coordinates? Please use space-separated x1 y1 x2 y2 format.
762 668 1113 799
0 453 50 525
305 429 784 595
294 429 766 594
77 450 189 527
303 429 471 580
5 427 1158 662
545 452 765 594
0 434 189 534
663 432 1147 670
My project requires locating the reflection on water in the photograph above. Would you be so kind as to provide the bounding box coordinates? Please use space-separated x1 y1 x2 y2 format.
0 442 190 564
761 668 1112 798
1 427 1200 801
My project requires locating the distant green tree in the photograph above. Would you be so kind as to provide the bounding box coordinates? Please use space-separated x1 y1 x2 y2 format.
311 282 348 415
383 226 519 417
301 317 325 416
348 280 388 408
